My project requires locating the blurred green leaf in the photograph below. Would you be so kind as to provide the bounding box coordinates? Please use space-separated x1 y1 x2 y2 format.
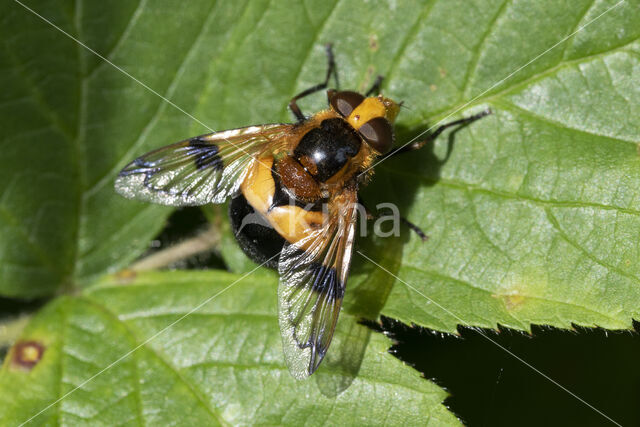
0 270 457 425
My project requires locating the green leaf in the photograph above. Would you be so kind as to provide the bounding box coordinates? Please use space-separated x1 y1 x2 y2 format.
368 0 640 333
1 0 639 422
4 0 637 323
0 270 457 425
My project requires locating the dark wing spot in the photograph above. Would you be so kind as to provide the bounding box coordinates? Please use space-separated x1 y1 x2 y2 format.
301 263 344 375
306 263 345 301
290 263 344 358
117 157 156 176
189 138 223 171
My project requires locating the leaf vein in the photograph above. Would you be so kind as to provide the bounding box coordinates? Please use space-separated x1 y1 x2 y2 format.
86 0 146 78
277 0 340 120
402 264 625 326
461 0 512 98
381 0 438 85
0 204 60 274
78 296 229 426
385 167 640 217
84 1 220 198
414 36 640 124
560 0 597 60
544 207 640 284
495 99 639 145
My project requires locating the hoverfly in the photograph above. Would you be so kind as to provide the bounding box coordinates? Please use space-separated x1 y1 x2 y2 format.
115 44 490 379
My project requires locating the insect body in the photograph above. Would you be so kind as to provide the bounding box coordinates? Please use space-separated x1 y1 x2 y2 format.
115 45 489 379
229 93 397 266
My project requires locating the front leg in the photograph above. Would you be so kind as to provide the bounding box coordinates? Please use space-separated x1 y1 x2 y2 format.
381 109 492 161
358 196 428 241
288 44 339 121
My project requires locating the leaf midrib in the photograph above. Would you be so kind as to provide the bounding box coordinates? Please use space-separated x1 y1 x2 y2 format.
78 295 228 426
381 167 640 218
76 292 439 423
82 0 221 200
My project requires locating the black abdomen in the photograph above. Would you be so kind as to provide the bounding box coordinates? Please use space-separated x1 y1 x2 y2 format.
229 193 285 269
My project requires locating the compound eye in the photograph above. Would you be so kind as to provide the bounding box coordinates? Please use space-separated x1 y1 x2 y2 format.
329 91 365 117
359 117 393 153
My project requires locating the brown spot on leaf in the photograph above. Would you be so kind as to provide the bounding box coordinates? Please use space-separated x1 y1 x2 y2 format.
369 34 379 52
12 340 45 370
438 67 447 78
429 84 437 92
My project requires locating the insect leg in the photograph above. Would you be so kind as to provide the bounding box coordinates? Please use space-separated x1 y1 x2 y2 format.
365 75 384 96
288 43 338 121
400 217 428 241
381 109 492 160
357 195 375 220
358 196 428 241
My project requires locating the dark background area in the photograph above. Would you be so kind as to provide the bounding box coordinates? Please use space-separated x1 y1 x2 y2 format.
381 318 639 427
2 207 636 427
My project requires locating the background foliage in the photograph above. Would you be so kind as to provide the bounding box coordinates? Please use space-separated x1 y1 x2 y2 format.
0 0 638 425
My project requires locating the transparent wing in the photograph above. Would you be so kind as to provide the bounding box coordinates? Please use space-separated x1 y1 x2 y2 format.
278 188 358 379
115 124 292 206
